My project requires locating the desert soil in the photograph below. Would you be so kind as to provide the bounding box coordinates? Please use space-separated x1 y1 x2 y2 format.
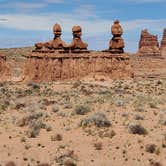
0 48 165 166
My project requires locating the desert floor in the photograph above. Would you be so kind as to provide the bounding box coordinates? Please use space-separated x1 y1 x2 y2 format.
0 48 165 166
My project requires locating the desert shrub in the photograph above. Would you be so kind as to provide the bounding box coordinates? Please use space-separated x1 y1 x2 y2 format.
63 160 76 166
16 112 43 127
55 150 77 166
134 106 145 112
52 105 59 113
134 114 144 120
98 90 112 95
149 102 158 109
145 144 157 153
27 82 40 90
17 112 46 138
14 101 26 110
80 112 111 127
93 142 103 150
74 105 90 115
128 122 147 135
150 162 162 166
51 134 63 141
72 81 81 88
63 103 73 109
159 119 166 126
27 120 45 138
115 99 125 107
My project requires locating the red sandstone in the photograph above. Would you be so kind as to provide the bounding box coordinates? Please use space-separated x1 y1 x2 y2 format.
138 29 160 56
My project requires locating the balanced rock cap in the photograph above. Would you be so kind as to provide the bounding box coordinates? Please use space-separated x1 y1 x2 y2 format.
114 20 120 24
53 23 62 32
72 25 82 32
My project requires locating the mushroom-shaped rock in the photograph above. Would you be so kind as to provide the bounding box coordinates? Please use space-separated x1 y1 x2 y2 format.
34 23 67 51
68 25 88 51
109 20 125 54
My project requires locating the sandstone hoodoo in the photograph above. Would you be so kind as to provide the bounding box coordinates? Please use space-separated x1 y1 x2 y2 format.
109 20 125 54
160 28 166 56
67 25 89 53
24 22 132 82
34 23 67 52
138 29 160 56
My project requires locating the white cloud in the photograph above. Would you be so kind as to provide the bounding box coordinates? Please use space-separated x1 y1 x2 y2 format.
0 2 46 11
0 13 165 34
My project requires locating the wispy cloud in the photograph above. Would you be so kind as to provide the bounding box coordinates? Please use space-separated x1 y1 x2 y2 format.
0 13 165 34
74 4 97 18
0 0 65 12
0 18 7 21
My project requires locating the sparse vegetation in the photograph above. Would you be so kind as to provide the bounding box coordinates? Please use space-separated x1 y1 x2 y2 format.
80 112 111 127
128 122 147 135
74 104 90 115
145 144 157 154
0 59 165 166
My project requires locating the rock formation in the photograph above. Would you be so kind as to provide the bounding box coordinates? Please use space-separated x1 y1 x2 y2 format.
24 52 131 82
0 52 10 81
35 23 67 52
67 25 89 53
25 23 131 82
160 28 166 55
138 29 160 56
109 20 125 54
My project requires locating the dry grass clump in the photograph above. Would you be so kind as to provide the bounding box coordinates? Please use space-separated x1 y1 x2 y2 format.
74 104 90 115
16 112 43 127
27 82 40 89
27 120 45 138
55 150 77 166
128 122 147 135
80 112 111 127
16 112 49 138
134 114 144 120
52 105 59 113
150 162 162 166
63 159 77 166
93 142 103 150
145 144 157 154
51 134 63 141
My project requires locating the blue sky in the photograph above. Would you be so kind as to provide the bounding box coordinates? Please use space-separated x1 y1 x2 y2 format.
0 0 166 52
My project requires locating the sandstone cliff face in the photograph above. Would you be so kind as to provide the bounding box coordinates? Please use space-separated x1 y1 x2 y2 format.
24 52 131 82
160 29 166 56
138 29 160 56
0 54 10 81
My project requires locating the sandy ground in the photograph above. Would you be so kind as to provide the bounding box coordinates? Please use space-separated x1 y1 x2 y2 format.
0 79 165 166
0 48 165 166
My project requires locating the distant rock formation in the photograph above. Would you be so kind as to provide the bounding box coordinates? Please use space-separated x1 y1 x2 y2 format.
160 28 166 55
138 29 160 56
109 20 125 54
